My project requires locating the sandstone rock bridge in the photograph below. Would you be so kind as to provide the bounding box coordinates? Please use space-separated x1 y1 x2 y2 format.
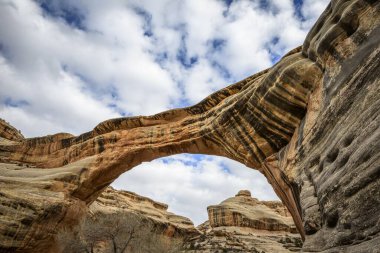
0 0 379 252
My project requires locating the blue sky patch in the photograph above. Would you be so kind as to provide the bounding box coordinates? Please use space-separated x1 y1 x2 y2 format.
4 98 29 108
211 60 231 80
176 93 192 108
259 0 270 11
266 36 283 64
133 7 153 37
107 103 126 116
222 0 233 8
293 0 305 21
220 162 232 174
154 52 168 65
270 53 282 64
37 1 86 30
210 39 226 51
0 43 13 61
161 153 207 167
176 35 199 69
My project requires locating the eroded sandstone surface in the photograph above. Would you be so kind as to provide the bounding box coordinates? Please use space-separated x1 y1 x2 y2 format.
186 224 302 253
53 187 198 253
0 0 379 252
90 187 198 237
184 190 302 253
207 190 297 233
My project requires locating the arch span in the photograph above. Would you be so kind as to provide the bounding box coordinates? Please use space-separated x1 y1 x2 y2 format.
1 0 379 251
2 47 316 239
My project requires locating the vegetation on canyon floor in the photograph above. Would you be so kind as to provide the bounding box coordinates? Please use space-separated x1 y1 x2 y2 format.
58 212 182 253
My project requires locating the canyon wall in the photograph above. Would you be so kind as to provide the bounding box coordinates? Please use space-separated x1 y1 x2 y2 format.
0 0 379 252
90 187 198 238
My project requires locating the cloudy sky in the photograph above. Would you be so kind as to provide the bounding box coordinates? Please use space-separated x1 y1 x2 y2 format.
0 0 329 225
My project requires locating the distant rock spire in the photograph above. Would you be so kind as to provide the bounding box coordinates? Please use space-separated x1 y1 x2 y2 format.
235 190 251 197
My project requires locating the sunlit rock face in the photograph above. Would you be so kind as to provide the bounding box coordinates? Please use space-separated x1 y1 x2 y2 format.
90 187 199 237
0 119 24 142
184 190 302 253
207 190 297 233
0 0 379 252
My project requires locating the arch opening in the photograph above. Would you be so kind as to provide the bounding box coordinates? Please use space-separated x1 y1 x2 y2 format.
112 154 279 226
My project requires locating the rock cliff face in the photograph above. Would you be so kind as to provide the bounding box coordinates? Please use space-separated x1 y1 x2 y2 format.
0 119 24 142
184 190 302 253
50 187 197 253
90 187 198 237
0 0 379 252
207 190 297 233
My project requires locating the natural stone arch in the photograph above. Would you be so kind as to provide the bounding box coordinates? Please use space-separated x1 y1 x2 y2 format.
1 0 379 252
1 47 316 239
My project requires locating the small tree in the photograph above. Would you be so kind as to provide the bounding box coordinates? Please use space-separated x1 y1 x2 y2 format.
58 214 105 253
57 230 92 253
130 225 183 253
94 212 141 253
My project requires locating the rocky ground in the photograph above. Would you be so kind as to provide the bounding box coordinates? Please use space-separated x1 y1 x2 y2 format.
185 226 301 253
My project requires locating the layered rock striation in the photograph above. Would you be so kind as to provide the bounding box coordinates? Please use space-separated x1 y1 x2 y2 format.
0 0 379 252
184 190 302 253
185 224 302 253
90 187 198 237
0 119 24 143
207 190 297 233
